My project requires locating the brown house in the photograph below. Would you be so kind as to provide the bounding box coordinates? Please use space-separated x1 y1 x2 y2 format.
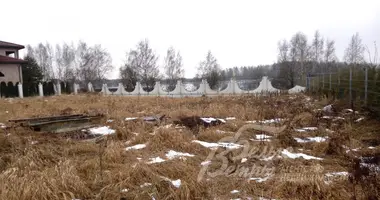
0 40 27 84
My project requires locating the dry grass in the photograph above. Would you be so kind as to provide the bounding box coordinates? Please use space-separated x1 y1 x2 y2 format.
0 93 379 199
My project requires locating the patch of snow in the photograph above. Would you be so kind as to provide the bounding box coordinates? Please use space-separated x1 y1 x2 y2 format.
259 197 276 200
216 130 234 134
192 140 243 149
355 117 364 122
368 146 376 149
0 123 6 129
250 139 271 142
255 134 272 140
164 124 173 128
171 179 181 188
31 141 38 145
323 105 333 113
249 176 271 182
343 109 353 112
241 158 247 163
230 190 239 194
322 116 333 119
125 117 138 121
166 150 195 160
5 111 9 114
218 118 227 123
147 157 165 164
200 117 225 124
326 128 334 133
294 136 328 143
281 149 323 160
294 127 318 132
325 172 349 177
137 157 142 161
226 117 236 120
360 163 380 172
126 144 146 151
333 117 345 121
245 118 285 124
201 160 212 166
89 126 116 135
121 188 129 192
140 183 152 188
106 119 114 123
260 156 275 161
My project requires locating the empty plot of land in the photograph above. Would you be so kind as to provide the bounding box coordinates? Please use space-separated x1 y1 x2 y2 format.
0 94 379 200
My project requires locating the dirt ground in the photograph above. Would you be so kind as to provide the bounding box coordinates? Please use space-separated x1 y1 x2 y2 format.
0 94 379 200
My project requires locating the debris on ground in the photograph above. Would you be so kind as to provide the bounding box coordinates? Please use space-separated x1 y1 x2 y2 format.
9 114 104 133
125 115 166 124
172 116 227 134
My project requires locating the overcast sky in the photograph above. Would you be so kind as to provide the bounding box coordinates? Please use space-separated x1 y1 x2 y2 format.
1 0 379 78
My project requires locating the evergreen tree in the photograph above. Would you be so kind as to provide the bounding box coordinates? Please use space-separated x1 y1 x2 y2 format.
21 56 43 96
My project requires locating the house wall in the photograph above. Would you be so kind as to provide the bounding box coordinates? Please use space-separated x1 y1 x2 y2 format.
0 48 19 58
0 64 22 84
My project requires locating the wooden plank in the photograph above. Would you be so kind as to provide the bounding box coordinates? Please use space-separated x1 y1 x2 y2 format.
9 114 85 123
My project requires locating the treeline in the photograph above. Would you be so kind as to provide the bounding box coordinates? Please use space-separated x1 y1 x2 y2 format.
23 30 378 93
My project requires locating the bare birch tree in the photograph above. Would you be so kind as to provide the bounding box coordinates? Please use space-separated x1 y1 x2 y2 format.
164 47 184 91
121 39 160 91
197 50 222 90
344 32 365 64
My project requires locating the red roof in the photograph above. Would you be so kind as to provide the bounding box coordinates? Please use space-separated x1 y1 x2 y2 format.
0 55 27 64
0 40 25 49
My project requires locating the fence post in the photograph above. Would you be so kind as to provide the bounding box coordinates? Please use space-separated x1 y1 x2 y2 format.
329 73 332 90
18 83 23 98
365 66 368 105
73 83 78 95
322 73 325 89
38 83 44 97
349 66 352 106
338 68 340 86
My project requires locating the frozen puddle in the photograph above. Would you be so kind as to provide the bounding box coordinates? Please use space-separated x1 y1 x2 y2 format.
126 144 147 151
192 140 243 149
89 126 116 135
282 149 323 160
294 136 328 143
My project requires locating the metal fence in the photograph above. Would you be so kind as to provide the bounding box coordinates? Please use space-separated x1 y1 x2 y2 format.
306 66 380 111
